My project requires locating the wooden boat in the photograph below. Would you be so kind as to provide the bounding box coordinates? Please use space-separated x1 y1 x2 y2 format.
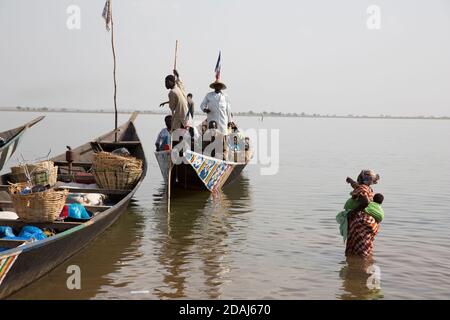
155 144 252 192
0 116 45 172
0 112 146 299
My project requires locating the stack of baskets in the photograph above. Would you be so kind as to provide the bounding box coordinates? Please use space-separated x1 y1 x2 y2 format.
8 183 68 223
92 151 143 190
10 161 58 186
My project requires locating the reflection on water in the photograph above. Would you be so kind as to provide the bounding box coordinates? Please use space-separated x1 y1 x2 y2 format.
3 113 450 299
338 256 384 300
153 177 252 299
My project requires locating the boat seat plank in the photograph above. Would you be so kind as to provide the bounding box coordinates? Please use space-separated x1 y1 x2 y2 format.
0 200 13 207
0 220 83 231
0 185 130 195
55 186 130 195
0 239 28 249
53 161 92 168
96 141 140 146
0 200 111 213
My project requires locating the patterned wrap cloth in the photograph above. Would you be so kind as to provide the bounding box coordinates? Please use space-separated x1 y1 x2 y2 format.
345 172 380 258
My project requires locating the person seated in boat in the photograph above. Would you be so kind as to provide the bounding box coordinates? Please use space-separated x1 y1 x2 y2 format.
155 115 172 151
201 121 208 135
187 93 195 119
230 136 240 152
170 124 202 155
201 121 222 158
187 126 202 152
227 122 245 146
244 137 250 151
159 69 190 131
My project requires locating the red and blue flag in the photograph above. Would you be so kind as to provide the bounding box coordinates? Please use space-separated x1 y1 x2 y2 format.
214 51 221 80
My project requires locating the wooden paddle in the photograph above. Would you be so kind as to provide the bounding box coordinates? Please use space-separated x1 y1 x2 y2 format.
167 40 179 214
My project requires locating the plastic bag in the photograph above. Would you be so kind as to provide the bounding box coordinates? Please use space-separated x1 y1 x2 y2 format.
0 226 15 238
112 147 131 157
68 203 91 220
18 226 48 241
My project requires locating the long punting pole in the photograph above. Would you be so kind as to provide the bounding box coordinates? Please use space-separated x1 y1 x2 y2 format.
167 40 178 214
110 2 118 142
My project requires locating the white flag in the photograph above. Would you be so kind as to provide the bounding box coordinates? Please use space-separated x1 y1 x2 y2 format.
102 0 112 31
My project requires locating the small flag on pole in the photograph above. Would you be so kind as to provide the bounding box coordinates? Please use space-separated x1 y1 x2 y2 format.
214 51 221 80
102 0 112 31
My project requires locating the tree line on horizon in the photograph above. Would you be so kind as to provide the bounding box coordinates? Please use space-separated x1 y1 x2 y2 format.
2 106 449 119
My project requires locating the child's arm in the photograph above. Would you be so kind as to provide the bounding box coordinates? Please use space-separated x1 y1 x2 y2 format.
346 177 359 189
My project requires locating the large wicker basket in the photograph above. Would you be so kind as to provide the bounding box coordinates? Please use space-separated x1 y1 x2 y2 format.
10 161 58 186
92 152 143 190
8 183 68 223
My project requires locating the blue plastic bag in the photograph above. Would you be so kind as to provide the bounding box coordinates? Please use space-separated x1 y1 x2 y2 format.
2 236 31 241
68 203 91 220
18 226 47 241
0 226 15 238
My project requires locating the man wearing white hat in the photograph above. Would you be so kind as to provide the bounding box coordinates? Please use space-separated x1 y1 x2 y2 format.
200 79 233 160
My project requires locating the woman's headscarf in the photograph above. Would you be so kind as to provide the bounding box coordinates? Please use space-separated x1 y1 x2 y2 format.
357 170 380 186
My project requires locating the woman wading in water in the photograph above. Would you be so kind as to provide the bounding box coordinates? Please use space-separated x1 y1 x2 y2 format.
338 170 384 258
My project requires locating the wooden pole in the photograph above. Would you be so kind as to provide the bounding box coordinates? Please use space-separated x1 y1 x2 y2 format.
110 2 118 142
167 40 178 213
174 40 178 71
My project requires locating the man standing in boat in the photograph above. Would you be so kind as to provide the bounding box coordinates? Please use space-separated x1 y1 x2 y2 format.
200 79 233 161
160 70 190 131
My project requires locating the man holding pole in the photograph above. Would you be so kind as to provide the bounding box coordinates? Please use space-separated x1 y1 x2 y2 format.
160 69 190 131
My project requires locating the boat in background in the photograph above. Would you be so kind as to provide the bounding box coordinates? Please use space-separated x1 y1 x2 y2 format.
0 112 147 299
0 116 45 172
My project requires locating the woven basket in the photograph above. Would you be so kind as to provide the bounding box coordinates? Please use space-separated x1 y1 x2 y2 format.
9 166 58 186
11 161 54 175
10 161 58 186
8 183 68 223
92 152 143 190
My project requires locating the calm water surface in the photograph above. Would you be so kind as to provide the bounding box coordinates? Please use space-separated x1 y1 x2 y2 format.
1 111 450 300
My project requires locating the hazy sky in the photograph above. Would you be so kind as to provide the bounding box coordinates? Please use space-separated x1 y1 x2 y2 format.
1 0 449 116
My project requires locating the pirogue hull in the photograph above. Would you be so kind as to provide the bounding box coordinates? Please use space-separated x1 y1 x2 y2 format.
0 113 146 299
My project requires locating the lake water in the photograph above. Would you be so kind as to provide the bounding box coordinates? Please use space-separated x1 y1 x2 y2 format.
1 111 450 300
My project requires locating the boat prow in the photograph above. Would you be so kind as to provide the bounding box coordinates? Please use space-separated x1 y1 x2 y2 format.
0 116 45 172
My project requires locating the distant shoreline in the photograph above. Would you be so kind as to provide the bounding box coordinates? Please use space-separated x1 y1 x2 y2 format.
1 107 449 120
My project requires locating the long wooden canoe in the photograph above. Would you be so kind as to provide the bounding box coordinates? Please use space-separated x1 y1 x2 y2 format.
0 112 146 299
155 147 251 192
0 116 45 172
